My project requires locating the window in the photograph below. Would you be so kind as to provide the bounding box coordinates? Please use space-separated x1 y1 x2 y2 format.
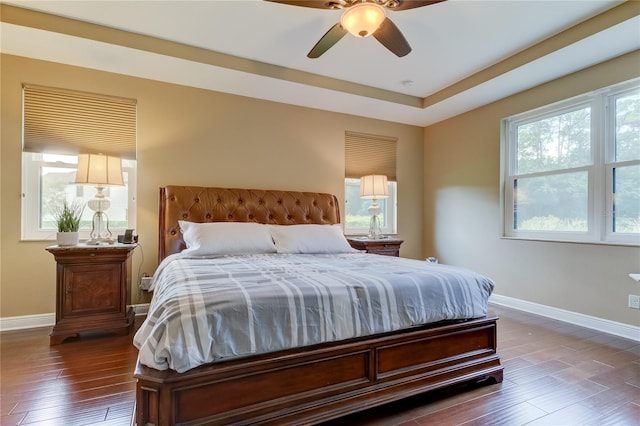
344 177 397 235
21 85 137 240
502 79 639 245
22 153 136 240
344 131 398 235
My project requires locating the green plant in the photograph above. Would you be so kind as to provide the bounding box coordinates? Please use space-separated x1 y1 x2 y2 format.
54 200 85 232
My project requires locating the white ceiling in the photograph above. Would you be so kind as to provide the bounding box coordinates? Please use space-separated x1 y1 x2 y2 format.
1 0 638 126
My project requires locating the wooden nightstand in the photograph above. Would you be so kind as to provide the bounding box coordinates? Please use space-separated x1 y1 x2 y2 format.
347 237 404 257
46 243 136 345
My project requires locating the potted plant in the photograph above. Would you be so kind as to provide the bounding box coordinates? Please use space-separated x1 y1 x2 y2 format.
54 200 85 246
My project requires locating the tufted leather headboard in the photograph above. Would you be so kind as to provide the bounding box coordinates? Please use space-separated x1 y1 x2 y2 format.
158 186 342 261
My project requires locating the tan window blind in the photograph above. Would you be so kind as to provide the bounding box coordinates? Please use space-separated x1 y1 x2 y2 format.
345 131 397 180
22 84 137 159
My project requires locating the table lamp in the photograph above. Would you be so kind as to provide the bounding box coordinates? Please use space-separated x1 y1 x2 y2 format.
360 174 389 239
75 153 124 244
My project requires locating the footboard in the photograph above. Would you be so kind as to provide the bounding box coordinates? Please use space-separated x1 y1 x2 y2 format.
135 316 503 426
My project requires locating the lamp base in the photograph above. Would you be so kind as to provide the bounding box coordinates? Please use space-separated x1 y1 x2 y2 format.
367 200 384 239
87 209 114 244
368 214 384 240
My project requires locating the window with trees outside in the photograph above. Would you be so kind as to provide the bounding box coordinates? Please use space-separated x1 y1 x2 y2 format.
502 78 639 245
344 178 397 235
22 153 136 240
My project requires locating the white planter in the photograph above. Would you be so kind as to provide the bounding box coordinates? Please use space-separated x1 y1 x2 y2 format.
57 231 79 246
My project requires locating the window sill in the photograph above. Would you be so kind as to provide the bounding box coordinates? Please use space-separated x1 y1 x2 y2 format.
22 229 129 242
500 236 639 247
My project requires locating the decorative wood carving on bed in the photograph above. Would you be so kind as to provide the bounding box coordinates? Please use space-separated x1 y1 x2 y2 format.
135 185 503 426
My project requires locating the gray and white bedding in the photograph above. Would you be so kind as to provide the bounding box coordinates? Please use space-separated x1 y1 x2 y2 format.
133 252 495 373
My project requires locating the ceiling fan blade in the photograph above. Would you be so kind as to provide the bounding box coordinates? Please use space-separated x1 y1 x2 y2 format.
373 18 411 57
264 0 334 9
390 0 446 11
308 23 348 58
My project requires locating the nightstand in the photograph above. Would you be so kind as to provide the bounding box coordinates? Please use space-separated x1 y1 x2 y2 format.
347 237 404 257
46 243 136 345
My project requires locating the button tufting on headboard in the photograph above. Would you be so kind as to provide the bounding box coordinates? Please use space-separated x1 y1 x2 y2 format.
158 186 342 262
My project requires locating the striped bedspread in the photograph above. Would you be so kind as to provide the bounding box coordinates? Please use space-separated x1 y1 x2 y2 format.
133 253 495 373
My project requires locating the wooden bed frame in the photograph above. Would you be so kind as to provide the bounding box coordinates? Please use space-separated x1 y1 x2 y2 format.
134 186 503 425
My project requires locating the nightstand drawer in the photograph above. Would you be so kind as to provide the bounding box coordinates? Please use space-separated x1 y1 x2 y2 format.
347 238 403 257
372 246 402 257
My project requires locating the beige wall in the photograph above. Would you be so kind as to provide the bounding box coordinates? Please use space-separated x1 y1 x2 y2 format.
424 51 640 327
0 54 424 318
2 50 639 328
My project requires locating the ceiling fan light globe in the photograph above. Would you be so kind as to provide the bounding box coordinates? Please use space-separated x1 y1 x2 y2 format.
340 3 386 38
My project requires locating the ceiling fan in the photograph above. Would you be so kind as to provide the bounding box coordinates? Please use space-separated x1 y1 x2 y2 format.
265 0 445 58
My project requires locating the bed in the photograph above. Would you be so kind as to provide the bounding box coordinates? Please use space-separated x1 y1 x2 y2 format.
134 185 503 426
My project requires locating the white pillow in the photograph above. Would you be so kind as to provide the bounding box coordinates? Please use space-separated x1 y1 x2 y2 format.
179 221 276 256
268 224 356 254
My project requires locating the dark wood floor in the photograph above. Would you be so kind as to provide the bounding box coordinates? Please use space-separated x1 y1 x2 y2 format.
1 304 638 425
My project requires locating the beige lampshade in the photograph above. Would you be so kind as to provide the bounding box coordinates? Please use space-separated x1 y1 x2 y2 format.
340 3 386 38
360 175 389 199
75 153 124 186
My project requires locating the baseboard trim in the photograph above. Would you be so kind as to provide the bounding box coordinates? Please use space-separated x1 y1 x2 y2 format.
0 313 55 332
132 303 149 317
490 293 640 342
0 303 151 332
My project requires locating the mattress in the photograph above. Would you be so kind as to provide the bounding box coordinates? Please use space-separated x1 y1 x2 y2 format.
133 252 495 373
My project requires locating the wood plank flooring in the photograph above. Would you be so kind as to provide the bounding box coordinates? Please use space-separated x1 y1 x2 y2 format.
1 304 638 425
1 319 140 426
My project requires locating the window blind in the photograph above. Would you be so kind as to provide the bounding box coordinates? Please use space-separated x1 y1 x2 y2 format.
345 131 397 180
22 84 137 159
